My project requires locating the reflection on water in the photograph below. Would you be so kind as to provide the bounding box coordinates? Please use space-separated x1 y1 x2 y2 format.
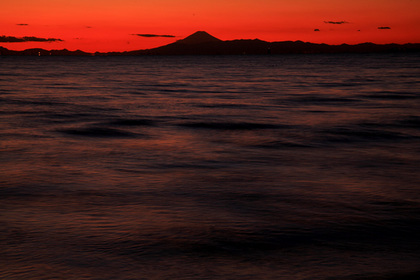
1 54 420 280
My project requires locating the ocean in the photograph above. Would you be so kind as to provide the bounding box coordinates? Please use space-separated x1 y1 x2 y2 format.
1 54 420 280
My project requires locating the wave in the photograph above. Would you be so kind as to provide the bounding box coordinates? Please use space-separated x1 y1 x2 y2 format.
321 126 414 143
58 126 137 138
360 115 420 129
287 94 360 105
107 118 157 127
359 91 420 100
178 121 288 130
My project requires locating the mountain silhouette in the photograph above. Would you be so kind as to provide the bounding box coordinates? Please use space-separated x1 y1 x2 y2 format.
126 32 420 55
127 31 226 55
1 31 419 55
176 31 222 44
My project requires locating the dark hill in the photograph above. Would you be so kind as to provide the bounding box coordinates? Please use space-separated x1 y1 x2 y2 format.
127 31 225 55
177 31 222 44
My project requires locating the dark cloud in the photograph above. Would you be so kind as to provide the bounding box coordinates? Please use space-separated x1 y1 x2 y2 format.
16 23 29 26
132 33 176 38
0 35 63 42
378 26 391 30
314 29 320 32
324 21 349 24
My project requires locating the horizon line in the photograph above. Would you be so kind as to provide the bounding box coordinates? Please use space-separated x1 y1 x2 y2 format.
2 41 420 54
1 31 420 54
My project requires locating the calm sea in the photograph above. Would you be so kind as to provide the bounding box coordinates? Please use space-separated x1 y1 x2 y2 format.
1 54 420 280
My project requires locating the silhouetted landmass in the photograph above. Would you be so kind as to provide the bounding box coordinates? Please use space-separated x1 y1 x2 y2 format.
0 47 90 56
127 31 420 55
1 31 419 56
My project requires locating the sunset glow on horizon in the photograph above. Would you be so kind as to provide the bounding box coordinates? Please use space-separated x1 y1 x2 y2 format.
1 0 419 52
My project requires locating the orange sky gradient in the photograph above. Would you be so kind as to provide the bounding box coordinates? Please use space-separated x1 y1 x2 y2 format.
1 0 419 52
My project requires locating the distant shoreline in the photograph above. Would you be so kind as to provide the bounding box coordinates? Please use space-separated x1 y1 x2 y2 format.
2 44 419 56
1 31 420 56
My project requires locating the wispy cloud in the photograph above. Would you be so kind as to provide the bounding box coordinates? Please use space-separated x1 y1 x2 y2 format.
0 35 63 42
132 33 176 38
16 23 29 26
324 21 349 25
378 26 391 30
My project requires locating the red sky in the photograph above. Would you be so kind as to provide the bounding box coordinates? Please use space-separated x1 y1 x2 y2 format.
1 0 419 52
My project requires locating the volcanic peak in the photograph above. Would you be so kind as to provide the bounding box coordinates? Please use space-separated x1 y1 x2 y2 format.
176 31 222 44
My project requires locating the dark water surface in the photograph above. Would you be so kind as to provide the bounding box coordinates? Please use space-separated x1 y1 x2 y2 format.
1 54 420 279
